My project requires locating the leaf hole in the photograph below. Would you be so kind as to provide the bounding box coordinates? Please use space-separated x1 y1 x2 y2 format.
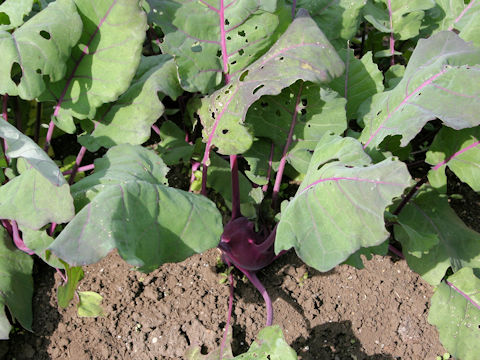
254 26 258 30
275 110 281 117
191 43 202 52
239 70 248 82
222 129 228 134
10 62 22 86
36 69 42 74
252 84 264 95
376 110 382 116
260 102 268 108
40 30 51 40
225 18 230 25
227 36 231 40
230 60 237 65
278 56 284 61
238 30 246 37
216 50 222 57
317 158 339 170
301 109 306 115
0 12 11 25
301 98 307 106
211 112 216 119
238 49 244 56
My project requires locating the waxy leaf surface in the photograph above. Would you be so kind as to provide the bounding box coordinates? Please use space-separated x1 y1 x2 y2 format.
276 134 411 271
426 126 480 192
0 228 33 339
429 268 480 360
395 187 480 285
149 0 289 93
0 0 82 99
199 9 344 155
360 31 480 150
40 0 147 129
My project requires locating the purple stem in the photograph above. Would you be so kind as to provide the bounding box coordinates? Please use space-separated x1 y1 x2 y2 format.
262 142 275 192
388 244 404 259
220 259 234 360
189 161 200 192
387 0 395 65
56 267 68 283
448 0 477 31
68 146 87 185
446 279 480 312
272 82 303 207
393 177 427 216
433 141 480 170
230 155 241 219
44 120 55 152
291 0 297 18
63 163 95 176
11 220 34 255
239 268 273 326
151 124 161 136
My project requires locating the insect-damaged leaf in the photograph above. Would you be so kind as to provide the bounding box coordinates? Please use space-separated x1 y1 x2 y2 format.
276 133 411 271
0 0 34 31
199 9 344 156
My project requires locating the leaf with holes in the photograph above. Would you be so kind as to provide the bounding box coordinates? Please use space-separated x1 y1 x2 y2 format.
199 9 344 156
148 0 290 93
0 0 34 31
360 31 480 150
428 267 480 360
426 126 480 193
0 227 33 339
78 55 183 151
0 0 82 99
245 82 347 175
394 187 480 286
275 133 411 271
329 50 384 120
39 0 147 131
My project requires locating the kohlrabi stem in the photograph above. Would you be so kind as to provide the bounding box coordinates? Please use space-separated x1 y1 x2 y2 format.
230 155 241 219
446 279 480 311
11 220 34 255
151 124 161 136
63 163 94 176
291 0 297 18
56 267 68 283
393 176 427 216
387 0 395 65
44 120 55 152
220 259 234 360
388 244 404 259
240 269 273 326
272 82 303 207
262 142 274 192
68 146 87 185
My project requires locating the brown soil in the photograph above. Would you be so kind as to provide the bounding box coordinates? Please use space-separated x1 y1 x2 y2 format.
3 248 445 360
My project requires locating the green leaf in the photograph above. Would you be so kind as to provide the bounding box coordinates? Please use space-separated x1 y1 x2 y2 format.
199 10 345 155
0 227 33 338
148 0 290 93
363 0 435 40
0 168 74 229
0 0 82 99
0 0 34 31
50 145 223 272
428 267 480 360
0 119 65 186
360 31 480 150
329 50 384 120
156 120 194 166
275 133 411 271
245 83 347 175
395 187 480 285
426 126 480 193
57 265 84 308
78 55 183 151
77 291 103 317
455 1 480 47
343 240 388 269
289 0 367 49
21 227 64 268
40 0 147 127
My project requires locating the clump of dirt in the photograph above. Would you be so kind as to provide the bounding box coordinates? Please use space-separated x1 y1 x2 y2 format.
5 247 445 360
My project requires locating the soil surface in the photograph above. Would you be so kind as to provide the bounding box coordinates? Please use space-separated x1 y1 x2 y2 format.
4 248 446 360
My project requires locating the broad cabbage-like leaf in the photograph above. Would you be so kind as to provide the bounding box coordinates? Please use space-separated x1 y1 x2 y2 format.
428 267 480 360
329 50 384 120
0 0 34 31
156 120 194 166
426 126 480 192
395 187 480 285
454 0 480 47
79 55 183 151
21 227 64 268
199 9 344 155
50 145 223 272
148 0 289 93
360 31 480 150
275 133 411 271
0 0 82 99
40 0 147 131
0 228 33 339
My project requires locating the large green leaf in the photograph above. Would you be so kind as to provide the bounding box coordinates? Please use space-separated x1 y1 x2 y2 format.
0 168 74 229
79 55 183 151
329 50 384 120
148 0 289 93
288 0 367 49
428 267 480 360
156 120 194 166
0 227 33 339
363 0 435 40
454 0 480 47
426 126 480 193
199 9 344 156
0 0 34 31
57 264 84 308
0 0 82 99
0 120 65 186
21 227 64 268
360 31 480 150
40 0 147 130
395 187 480 285
50 145 223 272
275 133 411 271
245 83 347 175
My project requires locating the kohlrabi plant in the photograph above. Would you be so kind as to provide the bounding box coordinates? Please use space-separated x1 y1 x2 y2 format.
1 0 480 359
